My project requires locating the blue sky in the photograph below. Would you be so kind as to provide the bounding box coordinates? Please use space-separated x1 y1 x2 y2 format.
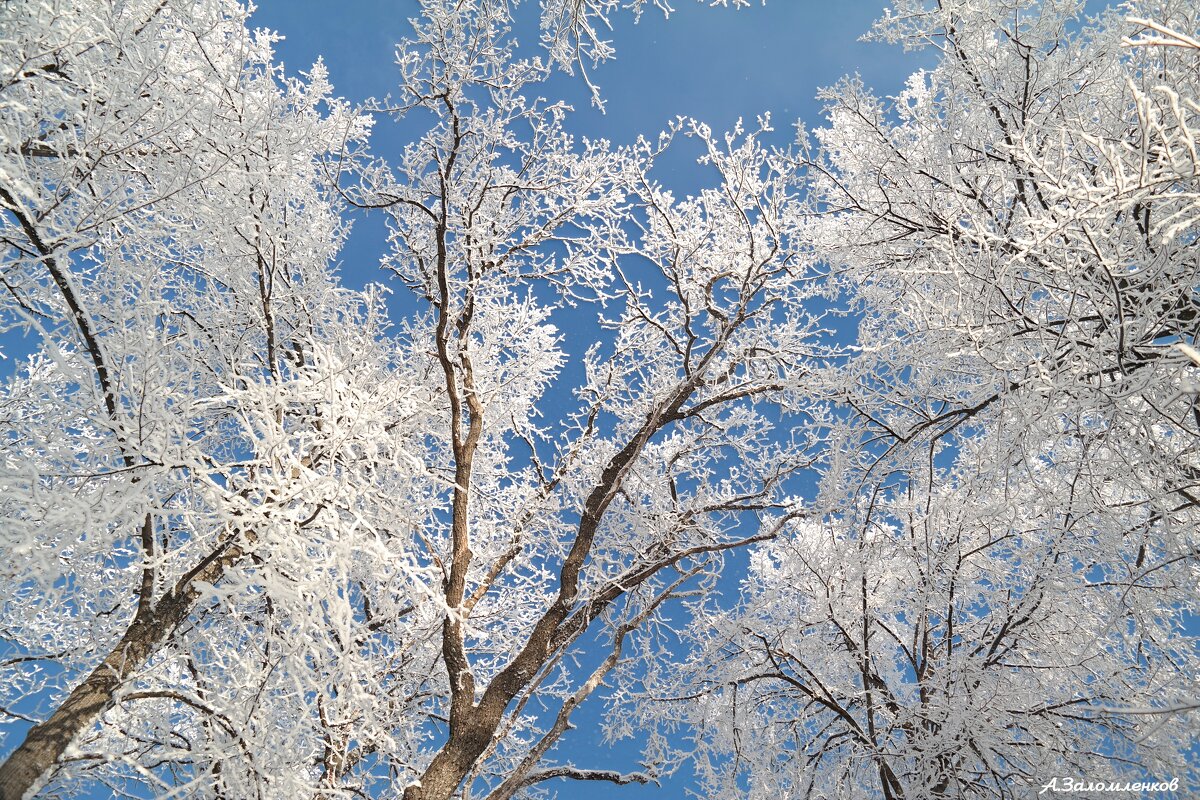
242 2 929 798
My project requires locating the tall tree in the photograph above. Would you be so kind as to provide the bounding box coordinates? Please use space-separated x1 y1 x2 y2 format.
0 1 424 797
350 2 825 797
643 0 1200 797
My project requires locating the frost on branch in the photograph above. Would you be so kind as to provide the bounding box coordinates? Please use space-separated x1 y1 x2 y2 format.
2 1 824 798
358 6 827 799
4 0 1197 799
637 1 1200 797
0 1 427 797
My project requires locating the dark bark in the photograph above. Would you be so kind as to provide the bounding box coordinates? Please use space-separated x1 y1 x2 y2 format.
0 534 241 800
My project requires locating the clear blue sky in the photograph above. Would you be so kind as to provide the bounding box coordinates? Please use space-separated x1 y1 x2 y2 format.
242 2 927 798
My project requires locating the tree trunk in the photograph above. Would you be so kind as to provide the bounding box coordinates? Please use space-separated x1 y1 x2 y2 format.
0 577 205 799
0 617 154 798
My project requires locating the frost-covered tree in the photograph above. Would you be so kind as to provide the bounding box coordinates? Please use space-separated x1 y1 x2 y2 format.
1 1 824 798
810 0 1200 516
658 434 1197 798
650 0 1200 797
0 1 425 797
4 0 1198 799
346 3 825 798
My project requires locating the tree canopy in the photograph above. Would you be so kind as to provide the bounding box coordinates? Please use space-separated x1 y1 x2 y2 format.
0 1 1196 799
